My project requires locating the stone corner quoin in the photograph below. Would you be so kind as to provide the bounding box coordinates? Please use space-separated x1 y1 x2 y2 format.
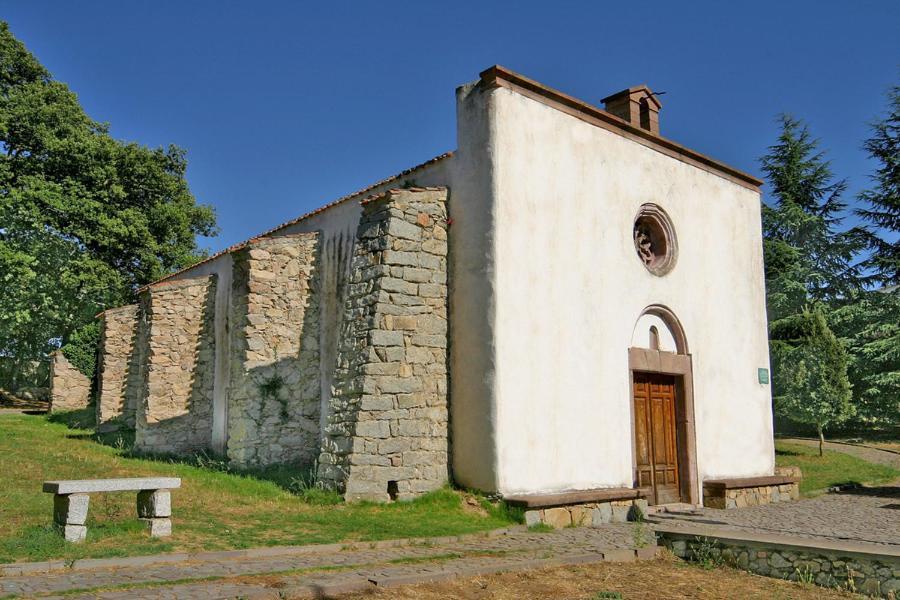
91 187 450 502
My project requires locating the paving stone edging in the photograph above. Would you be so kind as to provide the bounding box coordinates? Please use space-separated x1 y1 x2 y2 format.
0 526 530 576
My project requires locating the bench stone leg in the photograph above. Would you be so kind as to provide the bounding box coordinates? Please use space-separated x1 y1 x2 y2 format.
137 489 172 538
141 518 172 538
137 490 171 518
53 493 90 543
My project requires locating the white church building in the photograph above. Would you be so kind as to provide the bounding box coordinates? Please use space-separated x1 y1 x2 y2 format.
94 66 791 520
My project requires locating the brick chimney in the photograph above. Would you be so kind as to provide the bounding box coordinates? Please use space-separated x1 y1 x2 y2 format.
601 86 662 135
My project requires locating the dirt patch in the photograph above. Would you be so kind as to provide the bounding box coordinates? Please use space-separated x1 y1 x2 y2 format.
339 555 858 600
460 493 490 518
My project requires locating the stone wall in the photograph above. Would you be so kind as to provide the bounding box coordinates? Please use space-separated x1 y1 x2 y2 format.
49 352 91 412
662 533 899 597
227 233 322 468
135 276 217 454
96 304 141 430
318 188 449 501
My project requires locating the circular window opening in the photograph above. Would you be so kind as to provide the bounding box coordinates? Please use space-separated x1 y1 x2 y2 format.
633 204 677 275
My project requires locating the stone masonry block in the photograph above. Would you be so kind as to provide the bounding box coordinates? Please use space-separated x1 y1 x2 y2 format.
543 507 572 529
524 509 543 527
592 502 612 526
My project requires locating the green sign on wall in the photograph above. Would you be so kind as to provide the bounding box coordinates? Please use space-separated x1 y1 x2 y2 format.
758 368 769 385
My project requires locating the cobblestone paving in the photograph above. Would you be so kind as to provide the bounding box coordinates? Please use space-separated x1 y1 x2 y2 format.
650 486 900 546
1 525 650 599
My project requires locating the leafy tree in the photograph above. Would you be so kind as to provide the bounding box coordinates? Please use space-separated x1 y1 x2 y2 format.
0 22 216 383
60 320 101 381
855 85 899 286
770 309 853 455
829 289 899 426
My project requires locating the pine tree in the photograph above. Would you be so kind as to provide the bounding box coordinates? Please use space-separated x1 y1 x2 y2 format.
856 85 900 286
760 116 860 442
829 289 900 425
761 116 863 304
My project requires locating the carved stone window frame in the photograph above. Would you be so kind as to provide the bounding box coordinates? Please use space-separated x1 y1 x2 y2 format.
633 204 678 276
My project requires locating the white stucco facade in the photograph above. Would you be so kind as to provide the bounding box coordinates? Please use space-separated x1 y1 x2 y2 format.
449 72 773 498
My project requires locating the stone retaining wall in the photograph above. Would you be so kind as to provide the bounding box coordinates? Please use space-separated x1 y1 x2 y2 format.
49 352 91 412
661 532 899 598
96 304 141 430
135 276 217 454
318 188 449 501
227 233 322 468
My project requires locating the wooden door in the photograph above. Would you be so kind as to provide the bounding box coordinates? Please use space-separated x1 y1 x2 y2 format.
633 372 681 504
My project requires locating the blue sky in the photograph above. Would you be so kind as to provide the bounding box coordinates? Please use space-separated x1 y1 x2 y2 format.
5 1 898 253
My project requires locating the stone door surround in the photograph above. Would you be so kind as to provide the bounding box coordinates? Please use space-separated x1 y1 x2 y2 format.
42 477 181 542
628 346 699 506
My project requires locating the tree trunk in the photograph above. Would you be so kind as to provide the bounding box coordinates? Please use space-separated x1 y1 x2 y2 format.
817 425 825 457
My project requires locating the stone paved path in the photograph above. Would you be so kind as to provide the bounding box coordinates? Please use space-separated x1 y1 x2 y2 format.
649 485 900 547
0 525 654 599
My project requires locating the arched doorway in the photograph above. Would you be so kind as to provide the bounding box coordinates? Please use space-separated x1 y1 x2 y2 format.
629 306 698 505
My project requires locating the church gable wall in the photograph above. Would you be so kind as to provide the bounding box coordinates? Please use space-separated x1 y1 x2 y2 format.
481 83 772 495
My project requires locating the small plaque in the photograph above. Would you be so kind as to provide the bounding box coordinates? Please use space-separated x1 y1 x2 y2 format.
758 368 769 385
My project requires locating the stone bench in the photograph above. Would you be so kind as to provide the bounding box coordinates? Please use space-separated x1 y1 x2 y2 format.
702 474 800 509
504 488 648 528
42 477 181 542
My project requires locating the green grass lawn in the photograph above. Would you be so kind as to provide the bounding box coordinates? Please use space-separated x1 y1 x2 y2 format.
775 440 900 495
0 412 518 564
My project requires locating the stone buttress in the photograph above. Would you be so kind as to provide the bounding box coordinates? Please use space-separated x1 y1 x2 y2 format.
134 275 217 454
226 233 322 468
49 351 91 412
318 188 450 501
96 304 142 431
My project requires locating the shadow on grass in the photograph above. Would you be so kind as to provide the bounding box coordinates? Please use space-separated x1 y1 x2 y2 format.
774 447 802 457
52 414 341 504
841 484 899 498
46 406 96 430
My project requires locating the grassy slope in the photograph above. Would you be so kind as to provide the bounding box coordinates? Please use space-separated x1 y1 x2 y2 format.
0 414 515 564
775 440 899 495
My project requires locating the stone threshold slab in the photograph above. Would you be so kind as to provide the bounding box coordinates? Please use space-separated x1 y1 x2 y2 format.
0 526 527 576
504 487 644 508
653 523 900 561
702 475 798 492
